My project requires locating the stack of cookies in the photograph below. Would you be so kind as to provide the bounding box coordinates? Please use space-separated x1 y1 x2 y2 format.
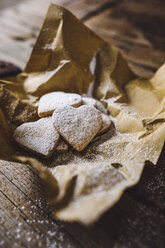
14 92 111 158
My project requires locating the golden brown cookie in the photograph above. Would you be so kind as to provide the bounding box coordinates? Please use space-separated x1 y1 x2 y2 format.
13 117 60 158
52 105 102 151
98 113 112 135
38 92 82 117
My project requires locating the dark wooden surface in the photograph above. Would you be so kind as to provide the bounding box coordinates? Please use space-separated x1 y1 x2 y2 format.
0 0 165 247
0 61 21 78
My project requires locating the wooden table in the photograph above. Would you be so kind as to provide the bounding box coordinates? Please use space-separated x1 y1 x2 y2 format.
0 0 165 247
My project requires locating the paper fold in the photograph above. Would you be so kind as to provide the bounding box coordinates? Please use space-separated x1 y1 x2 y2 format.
0 4 165 224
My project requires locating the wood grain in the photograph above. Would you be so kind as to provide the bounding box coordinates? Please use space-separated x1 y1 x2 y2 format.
0 61 21 78
0 0 164 77
85 0 165 78
0 0 111 68
0 149 165 248
0 0 165 247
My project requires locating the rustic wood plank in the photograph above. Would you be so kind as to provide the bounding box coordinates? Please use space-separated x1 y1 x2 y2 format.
0 0 164 78
0 147 165 248
0 162 84 248
0 0 111 68
0 0 21 10
85 0 165 78
0 160 116 248
0 61 21 78
97 148 165 248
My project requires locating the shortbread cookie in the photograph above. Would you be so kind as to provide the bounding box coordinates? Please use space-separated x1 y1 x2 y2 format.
56 138 69 153
98 113 111 135
52 105 102 151
38 92 82 117
14 117 60 158
82 97 96 107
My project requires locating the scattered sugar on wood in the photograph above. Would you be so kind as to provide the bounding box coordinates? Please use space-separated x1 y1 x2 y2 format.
3 197 75 248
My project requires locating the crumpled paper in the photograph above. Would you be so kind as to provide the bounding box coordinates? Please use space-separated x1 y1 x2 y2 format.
0 4 165 225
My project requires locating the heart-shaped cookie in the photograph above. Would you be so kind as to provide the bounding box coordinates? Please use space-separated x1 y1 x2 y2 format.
98 113 111 135
52 105 102 151
38 91 82 117
14 117 60 158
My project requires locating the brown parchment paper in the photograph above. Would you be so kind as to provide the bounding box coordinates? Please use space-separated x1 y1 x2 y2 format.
0 4 165 225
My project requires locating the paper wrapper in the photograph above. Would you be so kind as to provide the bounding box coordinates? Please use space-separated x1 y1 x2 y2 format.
0 4 165 225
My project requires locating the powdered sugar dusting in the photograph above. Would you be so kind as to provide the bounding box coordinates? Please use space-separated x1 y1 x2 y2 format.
55 138 69 152
38 92 82 117
52 105 102 151
14 117 60 158
2 197 74 248
46 123 117 167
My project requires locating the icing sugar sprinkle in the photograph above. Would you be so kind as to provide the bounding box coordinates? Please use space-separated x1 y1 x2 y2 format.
14 117 60 157
38 92 82 117
52 105 102 151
